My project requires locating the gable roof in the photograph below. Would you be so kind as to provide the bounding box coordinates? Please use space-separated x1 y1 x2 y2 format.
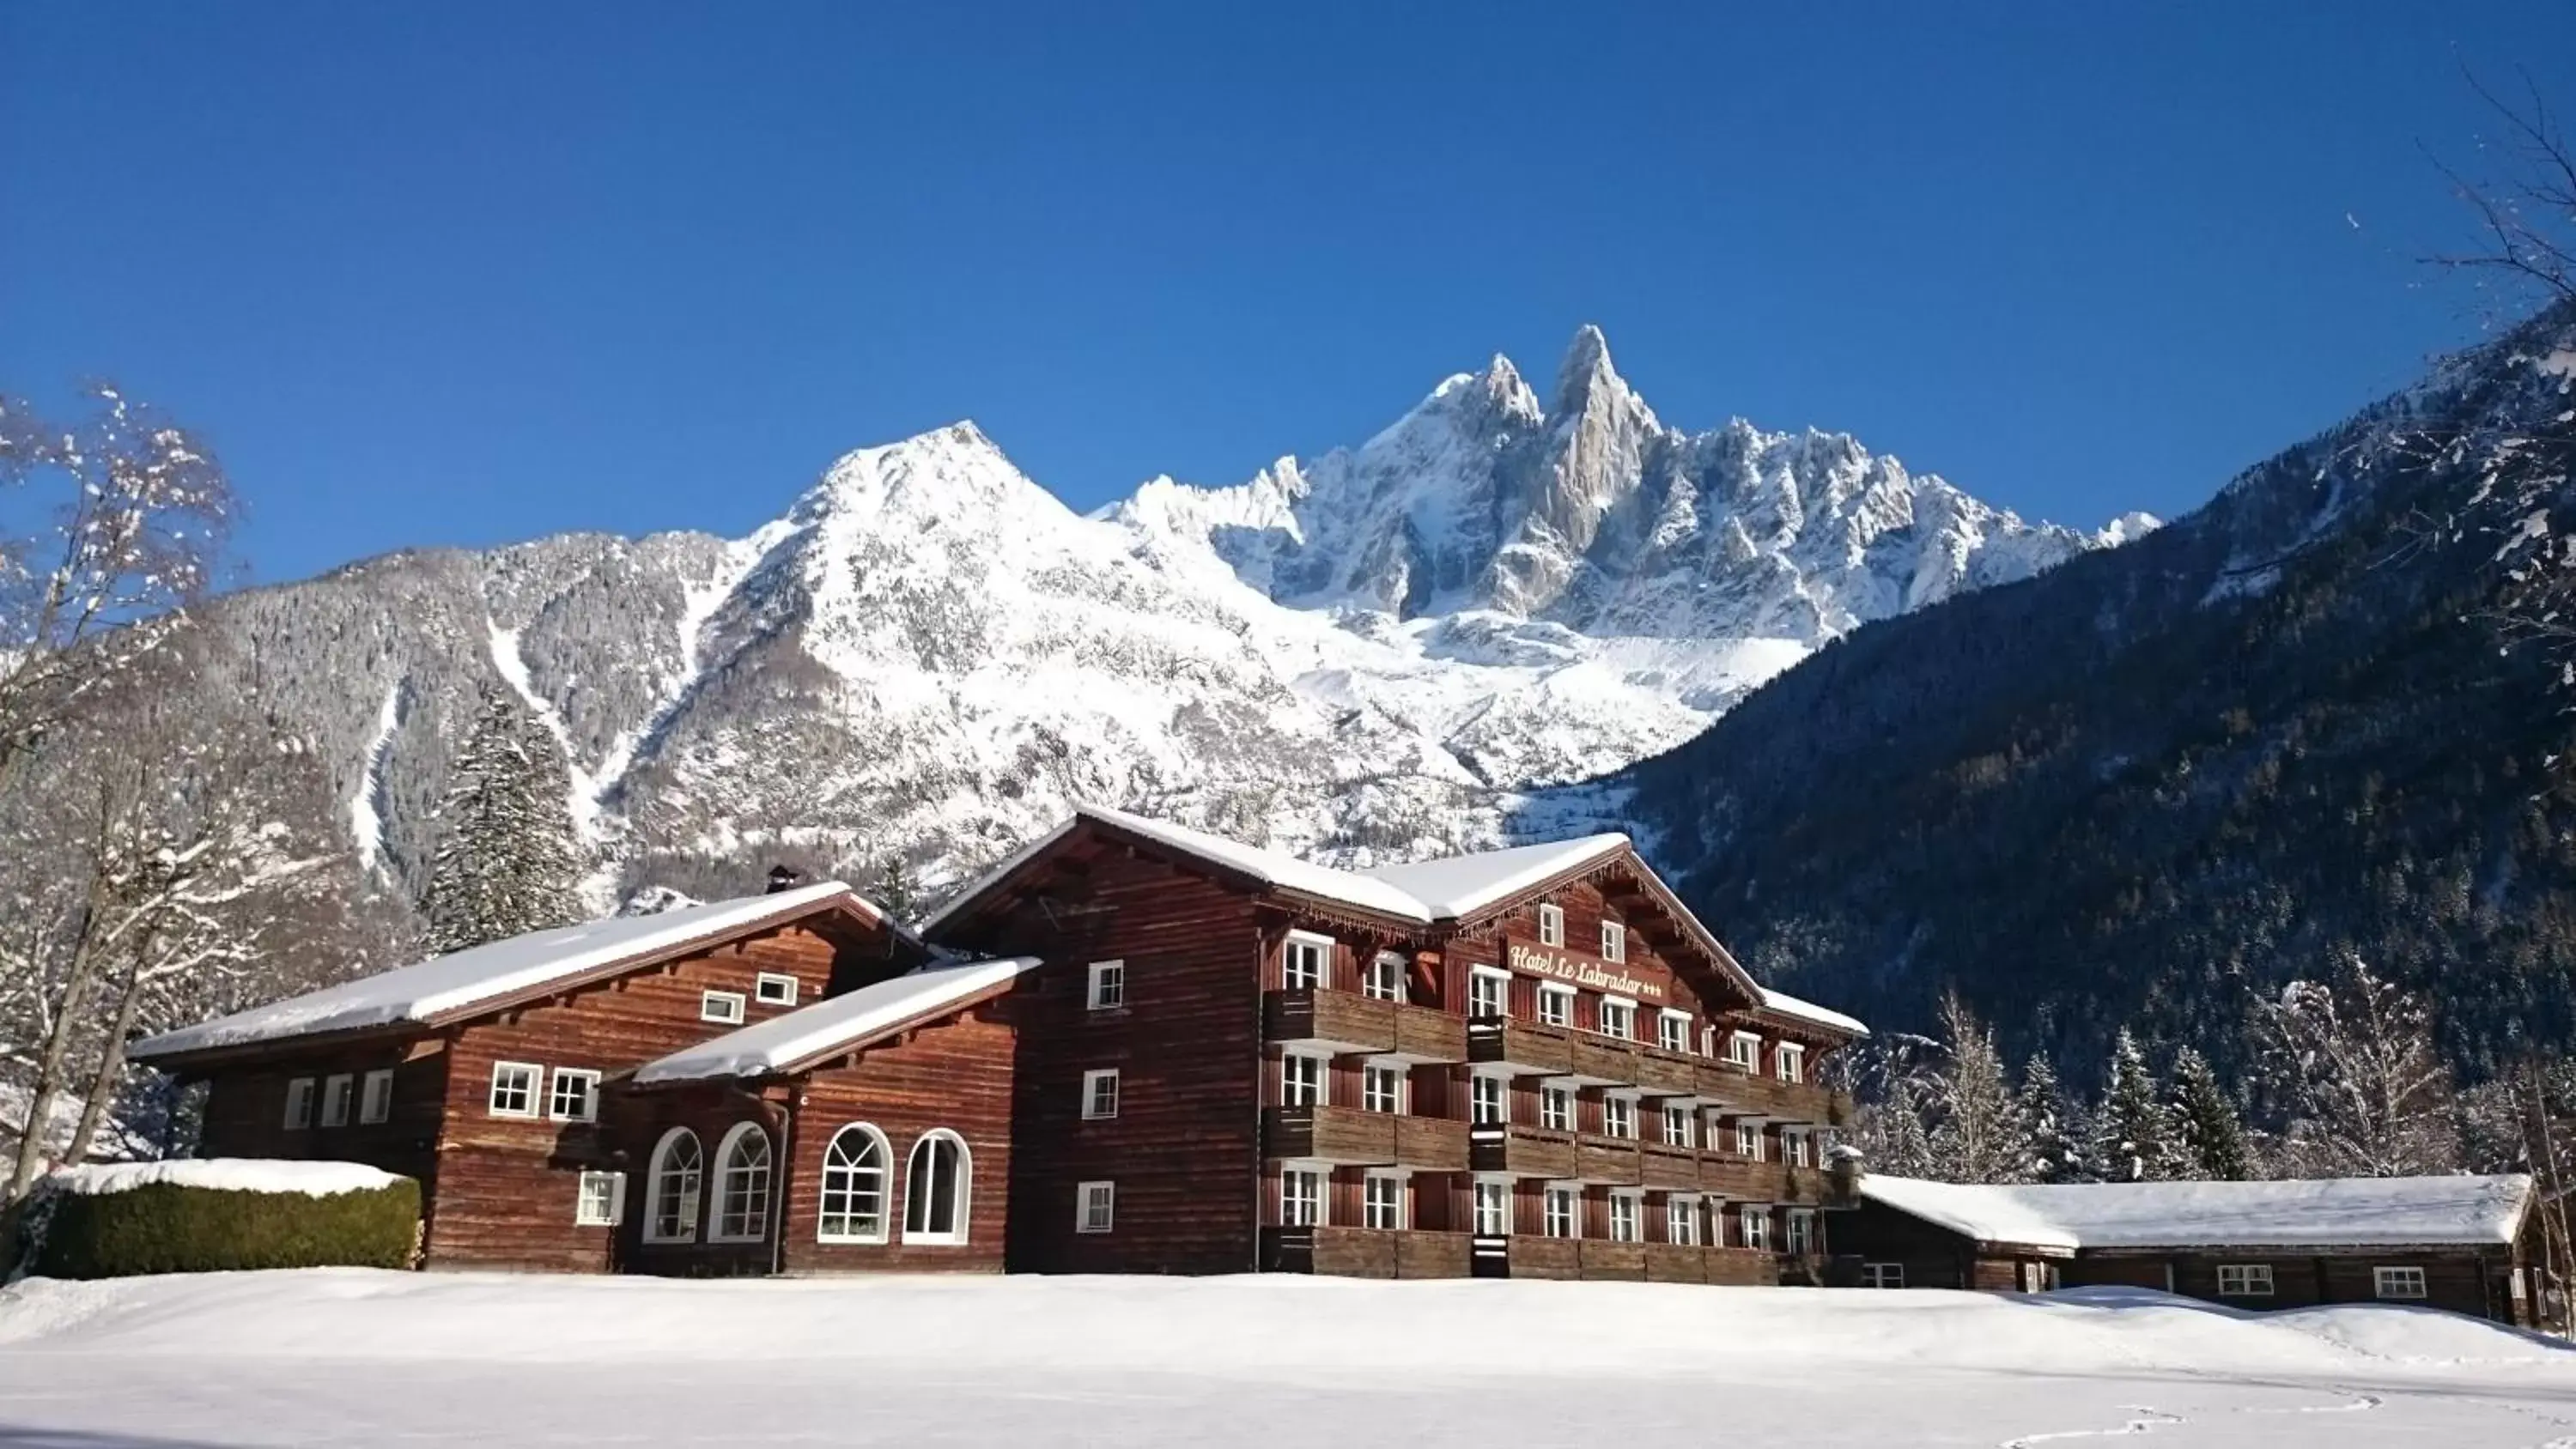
1759 987 1872 1039
1860 1173 2535 1252
922 805 1814 1022
132 882 883 1063
631 955 1042 1085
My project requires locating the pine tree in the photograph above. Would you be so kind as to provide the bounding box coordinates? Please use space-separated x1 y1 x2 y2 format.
422 685 580 954
872 855 919 922
2168 1046 2253 1180
2016 1055 2093 1183
2095 1028 2181 1182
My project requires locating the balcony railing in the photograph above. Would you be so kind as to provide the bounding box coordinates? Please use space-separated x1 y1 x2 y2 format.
1261 1226 1472 1278
1696 1060 1851 1125
1265 1105 1469 1168
1469 1123 1577 1179
1467 1019 1575 1075
1262 988 1467 1062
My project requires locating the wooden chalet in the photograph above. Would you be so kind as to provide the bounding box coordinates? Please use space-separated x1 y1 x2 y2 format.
126 880 1028 1273
1837 1167 2544 1325
926 805 1870 1282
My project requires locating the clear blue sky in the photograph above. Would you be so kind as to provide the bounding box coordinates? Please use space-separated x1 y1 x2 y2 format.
4 3 2570 585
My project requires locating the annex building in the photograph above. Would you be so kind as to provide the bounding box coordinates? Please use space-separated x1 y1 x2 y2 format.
131 806 1866 1282
1839 1169 2544 1325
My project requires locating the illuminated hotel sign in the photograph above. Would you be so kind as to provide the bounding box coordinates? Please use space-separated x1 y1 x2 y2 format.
1506 943 1666 1002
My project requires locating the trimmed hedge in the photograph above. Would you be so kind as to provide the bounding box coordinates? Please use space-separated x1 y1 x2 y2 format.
23 1177 421 1278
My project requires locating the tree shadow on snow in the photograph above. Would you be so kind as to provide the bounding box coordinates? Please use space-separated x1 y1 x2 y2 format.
0 1430 246 1449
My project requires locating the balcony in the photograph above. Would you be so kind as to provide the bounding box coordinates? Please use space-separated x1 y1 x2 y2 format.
1641 1143 1699 1190
1576 1135 1642 1185
1261 1226 1472 1278
1264 988 1397 1054
1635 1046 1699 1095
1566 1035 1636 1085
1469 1123 1577 1179
1500 1238 1744 1282
1392 1003 1468 1064
1694 1060 1850 1125
1264 1105 1396 1165
1467 1020 1574 1076
1395 1115 1470 1172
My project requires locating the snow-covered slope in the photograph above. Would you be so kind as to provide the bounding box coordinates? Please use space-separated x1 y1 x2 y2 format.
179 328 2143 912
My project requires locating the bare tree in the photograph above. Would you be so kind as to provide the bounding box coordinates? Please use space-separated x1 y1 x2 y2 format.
0 385 234 796
2251 956 2459 1178
2426 68 2576 303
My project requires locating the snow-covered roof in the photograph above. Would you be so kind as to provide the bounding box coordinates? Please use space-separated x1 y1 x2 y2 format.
1358 834 1629 918
927 805 1624 931
1759 986 1871 1038
634 955 1041 1084
45 1159 404 1199
1861 1173 2535 1252
134 882 876 1060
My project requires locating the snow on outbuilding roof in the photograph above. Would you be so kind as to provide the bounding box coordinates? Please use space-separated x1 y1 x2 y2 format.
133 882 875 1060
1860 1173 2535 1252
632 955 1041 1084
45 1159 404 1199
1759 987 1871 1038
1357 834 1630 918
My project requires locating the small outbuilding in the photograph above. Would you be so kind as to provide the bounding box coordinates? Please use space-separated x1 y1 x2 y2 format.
1838 1168 2543 1325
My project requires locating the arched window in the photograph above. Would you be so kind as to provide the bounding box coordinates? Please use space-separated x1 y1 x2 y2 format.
817 1124 891 1244
708 1122 773 1243
642 1127 702 1244
903 1130 971 1245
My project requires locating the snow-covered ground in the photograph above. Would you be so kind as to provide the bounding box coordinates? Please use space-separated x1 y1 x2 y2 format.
0 1272 2569 1446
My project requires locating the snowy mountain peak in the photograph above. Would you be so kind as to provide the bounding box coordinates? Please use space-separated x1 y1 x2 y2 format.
1551 322 1626 417
794 420 1057 529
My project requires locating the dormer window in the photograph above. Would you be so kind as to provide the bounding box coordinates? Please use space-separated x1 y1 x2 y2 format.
1600 920 1625 962
1537 903 1564 948
1728 1031 1761 1070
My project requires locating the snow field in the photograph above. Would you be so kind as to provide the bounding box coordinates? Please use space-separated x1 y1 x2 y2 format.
0 1271 2569 1446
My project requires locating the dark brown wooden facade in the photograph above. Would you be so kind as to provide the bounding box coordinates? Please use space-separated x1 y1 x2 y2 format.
930 813 1866 1282
1838 1191 2546 1325
149 896 953 1273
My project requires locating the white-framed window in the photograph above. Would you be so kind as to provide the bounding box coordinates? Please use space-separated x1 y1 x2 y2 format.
1608 1192 1642 1243
1862 1262 1905 1289
1540 1084 1575 1131
2374 1265 2427 1300
1544 1185 1578 1238
1282 1052 1327 1108
1657 1010 1690 1053
2218 1264 2275 1297
1280 1167 1326 1228
1364 951 1405 1002
1473 1179 1512 1235
1740 1206 1772 1252
1603 1095 1637 1139
1363 1063 1404 1114
1662 1103 1694 1148
359 1068 393 1125
1667 1197 1699 1245
319 1074 353 1128
1086 959 1126 1010
1468 967 1509 1019
902 1130 972 1244
1786 1209 1815 1255
1601 920 1626 962
487 1061 542 1119
1736 1121 1765 1160
1777 1043 1806 1082
1083 1068 1121 1120
1784 1128 1812 1167
549 1067 601 1124
1281 931 1333 990
755 972 800 1006
1364 1173 1405 1230
282 1076 315 1131
1537 902 1565 947
643 1127 703 1244
1727 1031 1761 1069
1537 985 1575 1028
1470 1073 1506 1125
817 1123 891 1243
700 990 746 1025
709 1123 774 1243
1077 1180 1116 1234
1597 997 1636 1041
575 1170 626 1227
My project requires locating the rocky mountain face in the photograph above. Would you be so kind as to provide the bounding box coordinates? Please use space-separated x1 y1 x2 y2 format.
169 328 2137 928
1619 303 2576 1080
